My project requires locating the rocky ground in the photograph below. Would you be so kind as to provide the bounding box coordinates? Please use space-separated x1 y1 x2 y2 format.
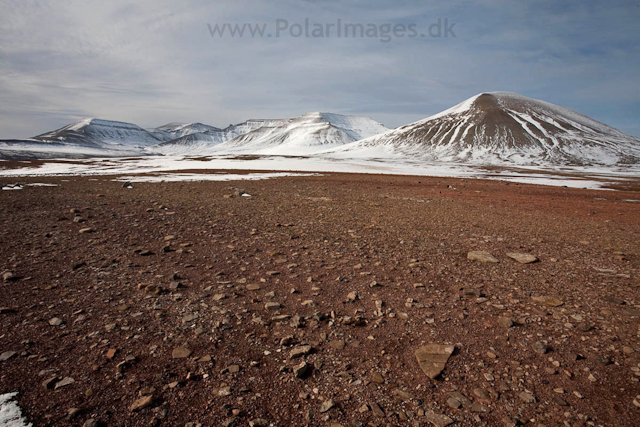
0 172 639 427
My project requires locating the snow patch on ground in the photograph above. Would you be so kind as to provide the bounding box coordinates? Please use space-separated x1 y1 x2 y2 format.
0 393 32 427
2 184 23 190
0 155 637 190
113 172 319 183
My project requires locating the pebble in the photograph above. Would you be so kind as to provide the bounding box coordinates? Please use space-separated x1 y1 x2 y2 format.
424 410 454 427
446 397 462 409
172 347 192 359
467 251 499 263
371 372 384 384
532 341 549 354
319 399 335 413
0 351 16 362
54 377 75 389
130 395 154 412
329 340 345 350
49 317 63 326
289 345 312 359
265 302 281 311
370 402 385 417
506 252 538 264
519 392 536 403
2 271 18 282
531 296 564 307
498 316 514 328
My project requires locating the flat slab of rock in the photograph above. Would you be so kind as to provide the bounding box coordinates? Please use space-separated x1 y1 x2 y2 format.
172 347 192 359
531 296 564 307
370 402 385 417
54 377 75 389
415 344 455 379
519 392 536 403
507 252 538 264
130 395 153 412
290 345 312 359
467 251 498 263
424 410 454 427
0 351 17 362
329 340 345 350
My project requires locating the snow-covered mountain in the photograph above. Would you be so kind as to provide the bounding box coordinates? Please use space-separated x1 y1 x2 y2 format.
216 112 388 155
148 122 223 142
4 94 637 165
37 118 161 147
0 118 162 159
147 132 229 155
148 119 289 155
327 92 640 166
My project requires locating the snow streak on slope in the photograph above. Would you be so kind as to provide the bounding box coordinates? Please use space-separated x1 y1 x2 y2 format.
328 92 640 166
216 112 388 155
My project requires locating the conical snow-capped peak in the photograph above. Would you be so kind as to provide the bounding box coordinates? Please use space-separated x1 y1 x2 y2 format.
327 92 640 166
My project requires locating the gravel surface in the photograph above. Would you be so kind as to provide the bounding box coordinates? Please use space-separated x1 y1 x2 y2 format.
0 172 639 427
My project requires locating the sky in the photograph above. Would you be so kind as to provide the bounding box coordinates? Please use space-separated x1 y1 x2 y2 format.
1 0 639 139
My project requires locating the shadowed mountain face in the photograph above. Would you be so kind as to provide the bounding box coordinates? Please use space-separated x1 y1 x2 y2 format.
335 92 640 166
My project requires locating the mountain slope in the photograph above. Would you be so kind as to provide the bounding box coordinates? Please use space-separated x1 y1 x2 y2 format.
217 112 388 155
148 122 223 142
147 119 289 155
328 92 640 166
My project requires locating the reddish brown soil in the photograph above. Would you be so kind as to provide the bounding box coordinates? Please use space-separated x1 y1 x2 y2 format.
0 172 639 427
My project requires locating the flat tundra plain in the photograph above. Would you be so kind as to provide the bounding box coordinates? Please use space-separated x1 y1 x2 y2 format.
0 172 639 427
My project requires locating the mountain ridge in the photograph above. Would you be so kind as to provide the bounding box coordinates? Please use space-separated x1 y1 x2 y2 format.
214 112 388 155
